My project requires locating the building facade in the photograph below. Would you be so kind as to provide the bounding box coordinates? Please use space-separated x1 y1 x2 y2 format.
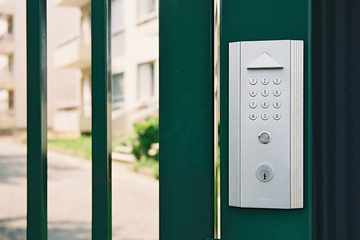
0 0 158 138
0 0 15 134
54 0 159 138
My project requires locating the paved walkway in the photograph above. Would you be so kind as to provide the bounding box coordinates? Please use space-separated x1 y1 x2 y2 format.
0 138 159 240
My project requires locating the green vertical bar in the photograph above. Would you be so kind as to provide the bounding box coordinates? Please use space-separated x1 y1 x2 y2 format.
159 0 214 239
220 0 312 239
26 0 47 239
91 0 112 239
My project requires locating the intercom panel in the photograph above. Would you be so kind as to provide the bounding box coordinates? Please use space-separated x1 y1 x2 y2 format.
229 40 303 209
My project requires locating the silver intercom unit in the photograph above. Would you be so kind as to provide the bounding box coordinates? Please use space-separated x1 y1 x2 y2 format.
229 40 303 209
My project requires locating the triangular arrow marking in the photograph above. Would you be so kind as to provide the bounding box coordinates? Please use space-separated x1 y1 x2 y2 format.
247 52 283 69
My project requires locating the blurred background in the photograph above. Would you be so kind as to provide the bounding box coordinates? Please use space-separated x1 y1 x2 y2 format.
0 0 159 239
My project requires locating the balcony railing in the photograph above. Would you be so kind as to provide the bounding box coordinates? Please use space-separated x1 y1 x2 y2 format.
54 31 91 69
56 30 91 48
54 0 90 8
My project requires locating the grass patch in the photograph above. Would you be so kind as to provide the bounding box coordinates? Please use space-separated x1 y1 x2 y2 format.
48 135 91 159
48 134 159 180
132 158 159 179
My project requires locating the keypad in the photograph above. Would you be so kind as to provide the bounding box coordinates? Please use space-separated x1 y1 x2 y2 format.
248 76 283 121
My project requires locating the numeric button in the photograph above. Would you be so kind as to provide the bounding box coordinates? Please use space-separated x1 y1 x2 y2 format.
249 90 257 97
273 89 281 97
249 77 257 85
261 77 269 85
273 77 281 85
249 101 257 109
261 89 269 97
273 113 281 120
261 113 269 120
261 101 269 109
273 101 281 109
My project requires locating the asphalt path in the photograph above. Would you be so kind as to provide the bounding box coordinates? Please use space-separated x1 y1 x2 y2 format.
0 138 159 240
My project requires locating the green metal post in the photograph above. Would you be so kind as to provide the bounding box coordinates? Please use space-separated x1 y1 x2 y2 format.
91 0 112 239
220 0 312 239
26 0 47 239
159 0 214 239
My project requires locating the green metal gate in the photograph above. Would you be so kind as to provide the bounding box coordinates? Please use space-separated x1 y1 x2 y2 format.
26 0 311 239
27 0 111 239
159 0 312 239
25 0 360 239
219 0 312 238
26 0 312 239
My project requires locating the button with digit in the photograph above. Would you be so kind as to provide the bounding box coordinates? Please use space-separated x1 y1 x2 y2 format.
249 101 257 109
273 77 281 85
261 101 269 109
261 89 269 97
273 113 281 120
249 113 257 120
273 101 281 109
261 113 269 120
273 89 281 97
261 77 269 85
249 90 257 97
249 77 257 85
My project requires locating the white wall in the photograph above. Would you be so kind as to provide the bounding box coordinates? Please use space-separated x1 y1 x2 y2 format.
112 0 159 107
13 0 81 129
13 0 26 129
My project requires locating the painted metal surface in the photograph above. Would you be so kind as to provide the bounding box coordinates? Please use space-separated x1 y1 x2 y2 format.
312 0 360 238
26 0 48 239
91 0 112 239
159 0 215 239
220 0 312 239
26 0 112 238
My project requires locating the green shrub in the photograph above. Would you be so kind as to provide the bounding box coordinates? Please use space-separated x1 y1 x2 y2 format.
131 116 159 161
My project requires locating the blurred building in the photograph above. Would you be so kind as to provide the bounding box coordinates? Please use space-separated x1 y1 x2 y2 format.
0 0 15 134
0 0 158 138
0 0 81 138
54 0 159 138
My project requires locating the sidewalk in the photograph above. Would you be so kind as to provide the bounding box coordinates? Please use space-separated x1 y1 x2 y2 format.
0 138 159 240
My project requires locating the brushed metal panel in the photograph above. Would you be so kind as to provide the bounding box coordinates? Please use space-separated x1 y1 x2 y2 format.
229 40 303 209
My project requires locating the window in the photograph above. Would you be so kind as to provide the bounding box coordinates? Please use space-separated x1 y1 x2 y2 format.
0 90 8 113
138 62 154 100
8 16 13 35
8 55 13 73
8 90 13 110
137 0 156 22
82 75 91 117
111 0 125 56
112 73 124 109
112 0 124 34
